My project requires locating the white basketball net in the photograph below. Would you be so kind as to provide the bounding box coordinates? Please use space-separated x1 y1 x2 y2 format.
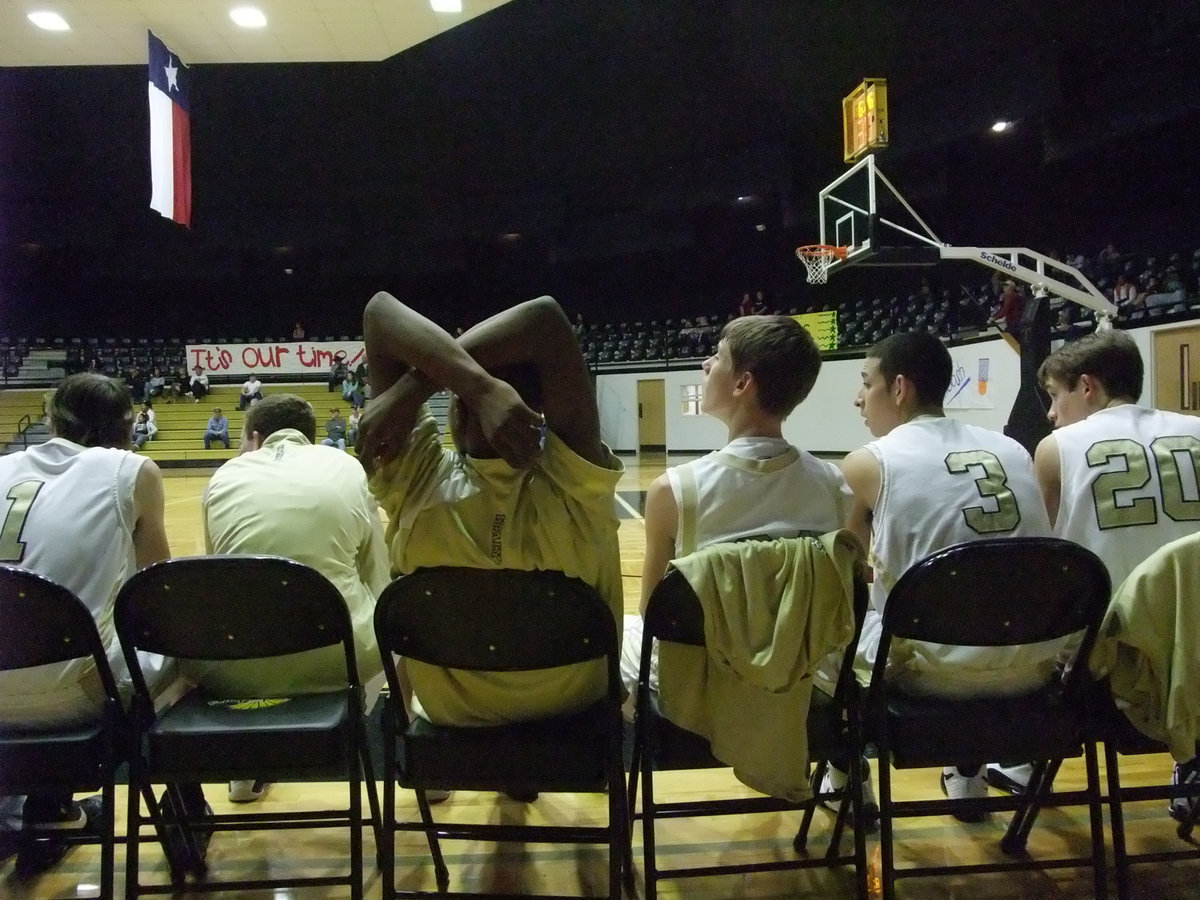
796 246 840 284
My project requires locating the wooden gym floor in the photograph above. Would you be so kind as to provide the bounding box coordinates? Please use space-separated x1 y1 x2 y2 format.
4 455 1195 899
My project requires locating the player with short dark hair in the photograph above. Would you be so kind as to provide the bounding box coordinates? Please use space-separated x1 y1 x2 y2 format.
838 331 1052 818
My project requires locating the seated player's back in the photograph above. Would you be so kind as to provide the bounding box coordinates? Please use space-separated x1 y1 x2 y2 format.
866 416 1055 697
1052 403 1200 589
361 292 623 728
669 437 850 554
199 412 388 696
870 415 1050 597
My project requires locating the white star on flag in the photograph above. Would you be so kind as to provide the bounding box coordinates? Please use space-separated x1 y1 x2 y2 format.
164 58 178 91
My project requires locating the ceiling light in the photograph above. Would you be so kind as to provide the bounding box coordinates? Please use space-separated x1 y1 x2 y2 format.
27 11 70 31
991 120 1012 133
230 7 267 28
431 0 463 12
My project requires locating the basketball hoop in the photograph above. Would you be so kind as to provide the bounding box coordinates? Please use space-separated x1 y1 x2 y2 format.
795 244 847 284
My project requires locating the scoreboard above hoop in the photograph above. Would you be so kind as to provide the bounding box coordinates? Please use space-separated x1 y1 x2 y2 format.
842 78 888 163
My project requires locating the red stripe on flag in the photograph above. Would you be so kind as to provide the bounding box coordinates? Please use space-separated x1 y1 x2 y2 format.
172 102 192 228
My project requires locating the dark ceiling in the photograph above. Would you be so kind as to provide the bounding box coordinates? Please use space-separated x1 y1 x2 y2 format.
2 0 1200 336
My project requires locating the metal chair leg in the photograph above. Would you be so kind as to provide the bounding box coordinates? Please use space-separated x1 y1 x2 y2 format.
878 758 897 900
415 790 449 891
1084 742 1108 900
794 759 826 854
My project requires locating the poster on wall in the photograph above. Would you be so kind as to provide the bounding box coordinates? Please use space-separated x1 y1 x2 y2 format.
944 356 996 409
793 311 838 351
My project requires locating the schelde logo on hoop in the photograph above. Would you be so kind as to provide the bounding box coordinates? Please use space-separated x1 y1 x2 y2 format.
980 251 1017 272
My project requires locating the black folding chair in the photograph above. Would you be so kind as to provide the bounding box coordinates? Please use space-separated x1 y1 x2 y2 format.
115 555 382 899
1095 699 1200 900
1026 532 1200 900
0 565 133 899
627 535 870 900
864 537 1112 900
374 566 631 899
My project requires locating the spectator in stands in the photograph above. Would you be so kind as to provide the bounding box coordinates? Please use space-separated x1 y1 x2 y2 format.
291 321 306 340
143 367 166 403
737 292 754 317
989 279 1026 337
1052 308 1073 336
204 408 230 450
1144 268 1187 310
328 357 347 393
131 402 157 449
131 412 152 450
125 365 146 404
1099 241 1122 274
321 408 348 451
347 407 362 448
1113 274 1140 311
341 371 365 409
185 365 209 403
196 394 388 804
164 364 189 402
358 291 622 731
237 373 264 410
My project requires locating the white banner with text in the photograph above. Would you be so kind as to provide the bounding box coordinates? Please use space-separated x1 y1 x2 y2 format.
185 341 366 377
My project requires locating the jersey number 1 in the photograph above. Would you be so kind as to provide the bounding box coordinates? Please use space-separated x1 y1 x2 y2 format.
0 480 45 563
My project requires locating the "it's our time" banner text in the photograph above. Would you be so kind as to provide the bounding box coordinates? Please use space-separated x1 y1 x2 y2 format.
185 341 365 377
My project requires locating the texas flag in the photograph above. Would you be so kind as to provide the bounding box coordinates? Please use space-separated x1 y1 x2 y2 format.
148 31 191 227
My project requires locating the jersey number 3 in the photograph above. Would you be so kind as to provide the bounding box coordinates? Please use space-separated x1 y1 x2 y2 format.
0 480 45 563
945 450 1021 534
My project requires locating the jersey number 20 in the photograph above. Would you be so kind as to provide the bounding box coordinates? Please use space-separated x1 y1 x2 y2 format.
1089 436 1200 529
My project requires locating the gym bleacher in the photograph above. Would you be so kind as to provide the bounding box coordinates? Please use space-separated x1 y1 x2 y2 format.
2 242 1199 459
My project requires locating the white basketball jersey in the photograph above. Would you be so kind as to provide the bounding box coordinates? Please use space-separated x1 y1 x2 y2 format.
864 416 1054 697
1053 404 1200 590
0 438 145 684
667 436 852 556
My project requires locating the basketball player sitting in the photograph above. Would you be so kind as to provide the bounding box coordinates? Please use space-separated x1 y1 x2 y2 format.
1024 329 1200 816
838 332 1054 822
